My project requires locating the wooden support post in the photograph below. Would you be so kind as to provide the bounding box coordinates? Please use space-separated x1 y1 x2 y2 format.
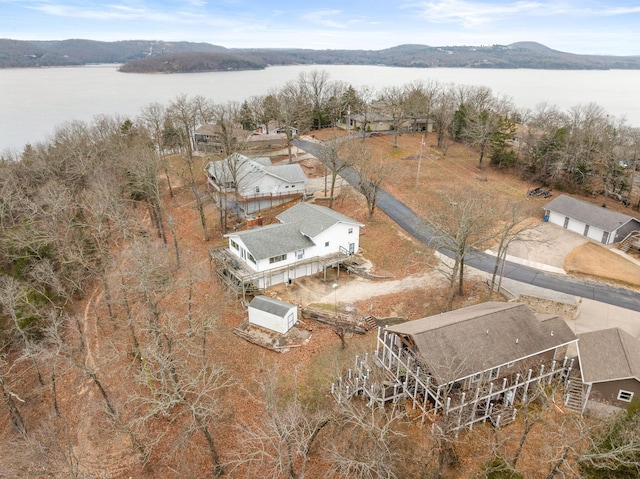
413 367 420 409
458 392 466 426
486 383 494 414
381 330 388 364
523 369 532 403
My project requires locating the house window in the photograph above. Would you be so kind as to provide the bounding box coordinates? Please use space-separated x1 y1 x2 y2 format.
602 231 610 244
230 239 239 250
583 224 590 236
348 228 353 234
255 186 260 193
247 253 256 264
489 367 500 380
471 373 482 383
563 216 570 228
325 241 330 247
269 254 287 264
296 249 304 260
617 390 634 402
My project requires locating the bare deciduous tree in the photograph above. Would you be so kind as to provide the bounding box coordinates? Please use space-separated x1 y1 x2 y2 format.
424 187 501 310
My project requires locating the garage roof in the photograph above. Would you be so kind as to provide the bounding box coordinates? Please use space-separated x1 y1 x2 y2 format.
544 194 639 232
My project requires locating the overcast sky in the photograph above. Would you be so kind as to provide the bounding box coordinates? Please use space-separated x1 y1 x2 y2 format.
3 0 640 56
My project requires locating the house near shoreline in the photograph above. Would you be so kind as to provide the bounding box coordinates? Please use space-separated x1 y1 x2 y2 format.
543 194 640 245
205 153 307 216
345 111 434 134
210 202 363 297
333 302 578 430
194 124 248 154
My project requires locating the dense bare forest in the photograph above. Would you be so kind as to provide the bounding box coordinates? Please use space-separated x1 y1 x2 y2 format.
1 72 639 478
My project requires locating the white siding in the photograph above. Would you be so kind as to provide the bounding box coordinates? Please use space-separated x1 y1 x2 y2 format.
546 210 611 244
566 218 586 236
248 305 297 334
241 174 304 197
585 225 606 243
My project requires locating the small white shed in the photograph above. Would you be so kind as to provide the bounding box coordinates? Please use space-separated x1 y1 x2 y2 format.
248 296 298 335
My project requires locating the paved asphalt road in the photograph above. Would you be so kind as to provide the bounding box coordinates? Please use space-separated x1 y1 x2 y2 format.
296 138 640 313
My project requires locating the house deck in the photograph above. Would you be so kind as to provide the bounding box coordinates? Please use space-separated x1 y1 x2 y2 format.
209 247 349 298
332 326 578 432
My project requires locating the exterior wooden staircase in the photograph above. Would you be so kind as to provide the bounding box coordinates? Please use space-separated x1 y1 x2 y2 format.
564 375 586 413
618 230 640 252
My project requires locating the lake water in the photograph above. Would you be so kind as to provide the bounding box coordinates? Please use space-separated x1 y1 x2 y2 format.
2 64 640 153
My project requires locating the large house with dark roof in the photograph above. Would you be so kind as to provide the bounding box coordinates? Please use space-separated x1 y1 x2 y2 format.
543 194 640 245
332 302 578 430
205 153 308 216
211 203 363 294
576 328 640 411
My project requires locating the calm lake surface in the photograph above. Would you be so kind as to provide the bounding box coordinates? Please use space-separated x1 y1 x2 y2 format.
2 64 640 153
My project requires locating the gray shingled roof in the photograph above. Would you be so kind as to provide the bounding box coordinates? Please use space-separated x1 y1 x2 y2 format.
263 163 308 184
206 154 306 187
249 295 295 317
386 302 576 382
577 328 640 383
544 194 639 232
276 203 363 238
229 223 314 260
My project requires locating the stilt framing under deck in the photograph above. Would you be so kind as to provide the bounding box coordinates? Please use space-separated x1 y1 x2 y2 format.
332 327 577 432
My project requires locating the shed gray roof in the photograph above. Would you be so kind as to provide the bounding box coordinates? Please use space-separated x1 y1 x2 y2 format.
577 328 640 383
386 302 576 382
228 223 314 260
544 194 639 232
249 295 295 317
276 203 363 238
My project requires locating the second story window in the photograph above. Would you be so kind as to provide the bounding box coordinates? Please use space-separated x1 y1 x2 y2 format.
269 254 287 264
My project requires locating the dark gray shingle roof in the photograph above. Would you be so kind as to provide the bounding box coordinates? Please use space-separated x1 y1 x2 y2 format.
386 302 576 382
276 203 363 238
544 194 639 232
230 223 314 260
577 328 640 383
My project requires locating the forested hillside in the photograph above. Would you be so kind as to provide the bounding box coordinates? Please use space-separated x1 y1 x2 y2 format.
0 39 227 68
118 52 267 73
1 72 639 478
3 38 640 70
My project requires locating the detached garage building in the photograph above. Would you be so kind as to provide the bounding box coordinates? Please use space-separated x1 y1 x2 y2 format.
543 194 640 245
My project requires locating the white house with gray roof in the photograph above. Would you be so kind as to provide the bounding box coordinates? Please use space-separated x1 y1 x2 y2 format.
221 203 363 289
543 194 640 245
205 153 308 216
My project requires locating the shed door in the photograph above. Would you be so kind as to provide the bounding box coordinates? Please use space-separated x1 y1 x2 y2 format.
287 313 295 329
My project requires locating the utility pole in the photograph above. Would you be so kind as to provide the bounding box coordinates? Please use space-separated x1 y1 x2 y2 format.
416 135 425 187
